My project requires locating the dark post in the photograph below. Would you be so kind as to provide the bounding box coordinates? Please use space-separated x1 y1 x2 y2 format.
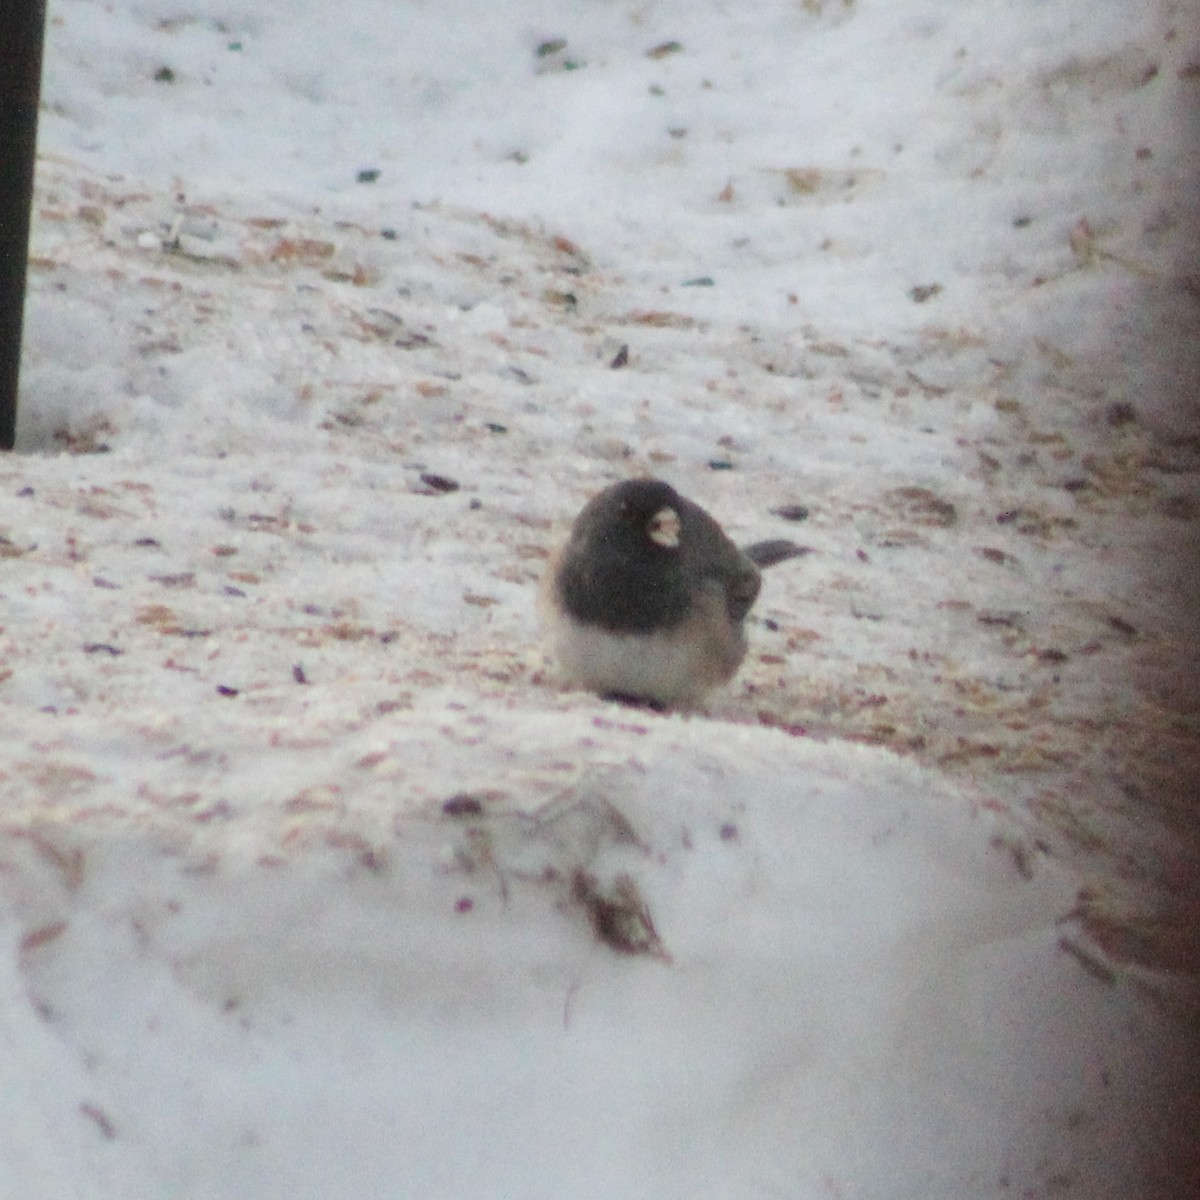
0 0 48 451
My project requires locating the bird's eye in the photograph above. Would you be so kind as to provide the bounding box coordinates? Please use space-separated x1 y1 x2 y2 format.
646 506 681 548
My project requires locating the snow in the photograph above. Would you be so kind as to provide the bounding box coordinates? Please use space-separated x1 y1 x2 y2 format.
0 751 1184 1199
3 0 1200 1195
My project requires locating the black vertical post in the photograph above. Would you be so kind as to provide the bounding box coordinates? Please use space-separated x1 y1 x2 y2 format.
0 0 48 451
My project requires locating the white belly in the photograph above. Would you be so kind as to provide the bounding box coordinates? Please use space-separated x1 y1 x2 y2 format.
545 584 747 708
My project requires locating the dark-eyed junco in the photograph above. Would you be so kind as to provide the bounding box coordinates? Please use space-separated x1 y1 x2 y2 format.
541 478 804 709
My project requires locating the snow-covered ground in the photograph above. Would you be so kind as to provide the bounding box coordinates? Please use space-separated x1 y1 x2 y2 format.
3 0 1199 1195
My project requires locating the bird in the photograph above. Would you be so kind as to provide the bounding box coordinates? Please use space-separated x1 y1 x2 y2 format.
541 478 804 709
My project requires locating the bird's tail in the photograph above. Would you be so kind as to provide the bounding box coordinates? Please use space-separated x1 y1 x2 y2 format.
742 539 809 569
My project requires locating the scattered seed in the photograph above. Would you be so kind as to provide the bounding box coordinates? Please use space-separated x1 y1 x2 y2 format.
977 610 1023 628
631 309 696 328
443 793 484 817
216 685 239 697
417 472 459 494
552 234 583 257
80 1103 117 1141
20 920 68 953
610 344 629 369
1035 647 1069 663
887 486 957 526
394 330 433 349
356 168 381 184
772 504 809 522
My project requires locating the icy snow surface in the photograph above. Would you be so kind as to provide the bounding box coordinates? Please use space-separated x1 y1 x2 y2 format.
3 0 1200 1196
